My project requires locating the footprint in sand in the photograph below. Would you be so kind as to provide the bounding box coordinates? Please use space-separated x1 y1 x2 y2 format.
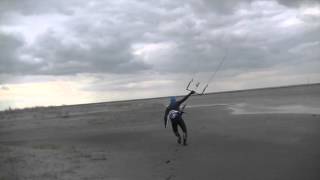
163 147 181 180
166 174 175 180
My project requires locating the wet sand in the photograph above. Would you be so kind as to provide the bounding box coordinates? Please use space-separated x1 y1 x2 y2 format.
0 84 320 180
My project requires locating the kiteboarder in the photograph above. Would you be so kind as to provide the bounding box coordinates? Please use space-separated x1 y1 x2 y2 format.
164 90 195 146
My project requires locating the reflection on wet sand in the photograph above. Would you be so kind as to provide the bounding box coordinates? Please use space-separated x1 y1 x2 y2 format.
230 103 320 115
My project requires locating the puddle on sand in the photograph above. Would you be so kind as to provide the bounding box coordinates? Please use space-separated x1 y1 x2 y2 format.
229 103 320 115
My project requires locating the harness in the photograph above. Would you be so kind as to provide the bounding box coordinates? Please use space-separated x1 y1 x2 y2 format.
168 110 182 121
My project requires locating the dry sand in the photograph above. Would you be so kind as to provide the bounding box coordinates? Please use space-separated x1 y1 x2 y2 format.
0 84 320 180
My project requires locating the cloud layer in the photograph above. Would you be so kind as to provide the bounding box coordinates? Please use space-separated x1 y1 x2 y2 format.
1 0 319 76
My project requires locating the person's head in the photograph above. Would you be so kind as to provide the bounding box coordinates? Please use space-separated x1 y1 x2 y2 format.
170 96 176 106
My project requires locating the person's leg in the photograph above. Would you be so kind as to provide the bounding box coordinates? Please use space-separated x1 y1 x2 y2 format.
171 120 181 144
178 119 188 145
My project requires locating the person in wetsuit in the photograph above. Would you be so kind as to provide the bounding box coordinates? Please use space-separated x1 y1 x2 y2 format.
164 91 195 145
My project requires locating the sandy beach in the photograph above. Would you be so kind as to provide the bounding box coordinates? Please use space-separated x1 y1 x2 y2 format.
1 84 320 180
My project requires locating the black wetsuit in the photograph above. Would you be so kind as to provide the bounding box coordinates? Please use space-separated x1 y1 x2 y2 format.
164 91 193 144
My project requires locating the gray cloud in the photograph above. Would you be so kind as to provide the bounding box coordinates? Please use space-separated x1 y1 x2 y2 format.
0 0 80 16
277 0 320 7
0 0 319 79
0 33 22 72
187 0 254 15
0 32 40 75
26 30 151 75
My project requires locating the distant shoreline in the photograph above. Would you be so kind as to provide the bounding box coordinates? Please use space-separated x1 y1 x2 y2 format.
1 82 319 112
72 82 320 105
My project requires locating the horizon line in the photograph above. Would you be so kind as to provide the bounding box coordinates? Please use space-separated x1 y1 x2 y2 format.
1 82 319 112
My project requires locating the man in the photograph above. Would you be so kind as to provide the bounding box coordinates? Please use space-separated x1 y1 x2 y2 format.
164 90 195 145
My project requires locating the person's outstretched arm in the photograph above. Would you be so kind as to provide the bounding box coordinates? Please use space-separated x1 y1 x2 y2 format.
164 107 169 128
177 91 195 105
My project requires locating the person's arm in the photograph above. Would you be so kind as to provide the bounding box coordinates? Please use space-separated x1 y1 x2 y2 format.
164 107 169 128
177 91 195 105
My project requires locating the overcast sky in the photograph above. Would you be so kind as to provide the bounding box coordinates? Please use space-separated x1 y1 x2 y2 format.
0 0 320 110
